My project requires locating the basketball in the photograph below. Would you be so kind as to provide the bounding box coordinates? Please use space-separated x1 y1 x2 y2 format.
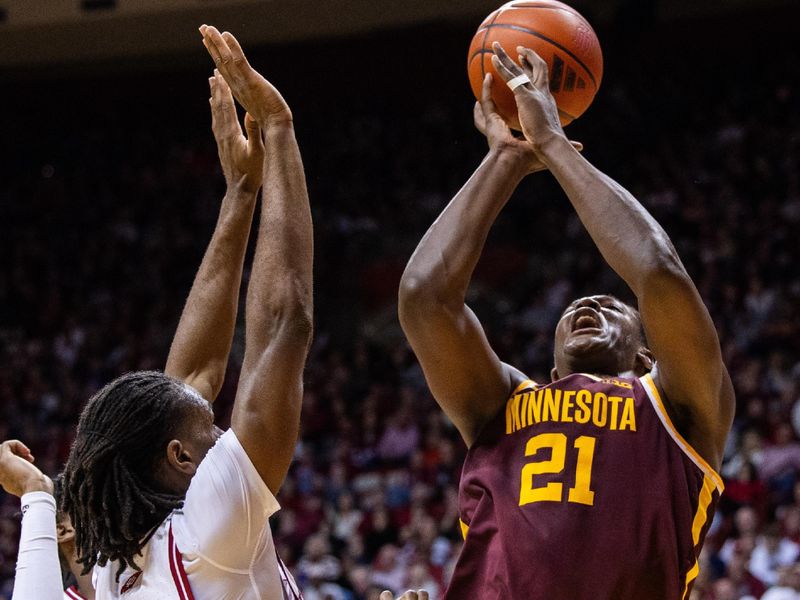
468 0 603 128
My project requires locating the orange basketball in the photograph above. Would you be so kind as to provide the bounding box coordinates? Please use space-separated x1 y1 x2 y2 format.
468 0 603 129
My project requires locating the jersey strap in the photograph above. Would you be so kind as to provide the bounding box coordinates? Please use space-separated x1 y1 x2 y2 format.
168 523 196 600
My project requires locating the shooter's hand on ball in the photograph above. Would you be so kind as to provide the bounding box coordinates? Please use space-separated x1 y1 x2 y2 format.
0 440 53 498
475 72 582 174
209 70 265 194
200 25 292 126
490 42 567 153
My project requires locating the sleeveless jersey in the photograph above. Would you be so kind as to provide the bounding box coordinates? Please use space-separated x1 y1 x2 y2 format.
93 519 196 600
444 372 723 600
94 517 302 600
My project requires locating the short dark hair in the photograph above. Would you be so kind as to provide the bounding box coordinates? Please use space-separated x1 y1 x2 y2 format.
61 371 193 580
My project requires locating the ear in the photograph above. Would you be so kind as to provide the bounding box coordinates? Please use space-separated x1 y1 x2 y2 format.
165 439 199 477
56 520 75 545
633 347 655 376
550 366 559 382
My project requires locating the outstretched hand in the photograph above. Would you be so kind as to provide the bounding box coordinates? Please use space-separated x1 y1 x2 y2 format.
379 591 430 600
474 72 581 173
200 25 292 126
490 42 568 152
209 69 265 194
0 440 53 498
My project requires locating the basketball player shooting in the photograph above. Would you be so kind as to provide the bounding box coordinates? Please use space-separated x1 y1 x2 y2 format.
398 42 734 599
58 26 312 599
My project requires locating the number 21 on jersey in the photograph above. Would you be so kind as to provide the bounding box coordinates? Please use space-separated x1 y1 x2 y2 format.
519 433 597 506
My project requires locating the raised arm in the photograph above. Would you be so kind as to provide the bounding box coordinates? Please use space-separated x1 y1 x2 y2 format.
201 26 313 493
399 75 576 446
0 440 61 600
164 72 263 402
492 43 734 468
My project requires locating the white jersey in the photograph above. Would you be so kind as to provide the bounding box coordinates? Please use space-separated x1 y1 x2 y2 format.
64 586 87 599
93 429 301 600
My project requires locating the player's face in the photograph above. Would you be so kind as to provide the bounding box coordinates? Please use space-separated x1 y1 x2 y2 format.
552 295 642 378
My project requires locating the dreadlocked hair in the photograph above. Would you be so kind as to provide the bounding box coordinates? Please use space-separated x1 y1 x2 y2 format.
61 371 193 581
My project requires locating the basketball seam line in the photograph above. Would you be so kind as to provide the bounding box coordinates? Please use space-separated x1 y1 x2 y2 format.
503 3 596 31
480 8 505 82
472 22 598 88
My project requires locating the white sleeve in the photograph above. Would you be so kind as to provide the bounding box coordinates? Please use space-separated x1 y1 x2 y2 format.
173 429 280 570
12 492 64 600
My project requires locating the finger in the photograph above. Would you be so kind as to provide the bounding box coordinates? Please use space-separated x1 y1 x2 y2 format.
204 26 234 73
418 592 429 600
221 31 249 67
6 440 34 462
208 75 216 122
517 46 549 88
570 140 584 152
517 53 536 85
198 24 208 37
244 112 264 154
479 72 512 132
6 440 31 456
201 35 223 68
491 41 524 83
379 592 393 600
211 71 240 138
480 72 499 114
473 101 487 135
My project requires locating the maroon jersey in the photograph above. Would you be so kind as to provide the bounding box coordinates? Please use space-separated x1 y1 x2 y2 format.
445 373 722 600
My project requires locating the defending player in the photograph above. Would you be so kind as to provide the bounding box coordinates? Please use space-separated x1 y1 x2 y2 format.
0 442 94 599
2 42 269 600
0 439 62 599
398 42 734 599
60 26 312 599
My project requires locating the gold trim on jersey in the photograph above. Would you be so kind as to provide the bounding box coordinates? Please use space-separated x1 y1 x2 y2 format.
459 518 469 540
639 374 724 492
682 474 716 599
512 379 537 396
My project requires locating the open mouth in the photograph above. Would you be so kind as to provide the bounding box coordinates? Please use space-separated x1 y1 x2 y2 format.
571 308 602 332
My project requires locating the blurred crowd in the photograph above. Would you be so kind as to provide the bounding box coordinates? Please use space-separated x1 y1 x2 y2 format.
1 21 799 600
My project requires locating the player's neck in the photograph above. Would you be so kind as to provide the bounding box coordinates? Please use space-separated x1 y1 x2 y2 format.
61 541 96 600
558 368 640 381
73 574 96 600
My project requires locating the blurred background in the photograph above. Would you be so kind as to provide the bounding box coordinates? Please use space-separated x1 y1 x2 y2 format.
1 0 799 598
